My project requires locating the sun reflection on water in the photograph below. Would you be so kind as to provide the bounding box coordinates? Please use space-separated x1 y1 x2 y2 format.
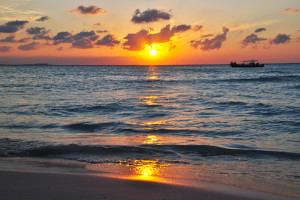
126 159 170 182
146 65 159 81
142 135 161 144
148 75 159 80
140 120 167 126
139 96 159 106
87 159 172 183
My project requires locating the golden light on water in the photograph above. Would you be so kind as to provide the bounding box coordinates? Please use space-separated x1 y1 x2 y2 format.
149 75 158 80
133 160 157 177
146 65 159 81
127 160 169 181
140 120 166 126
87 159 175 183
139 96 158 106
142 135 160 144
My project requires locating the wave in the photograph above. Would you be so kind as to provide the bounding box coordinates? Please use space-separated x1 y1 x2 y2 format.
161 145 300 160
63 122 121 133
1 103 127 117
215 101 248 106
0 120 243 136
1 139 299 162
63 103 124 113
0 119 248 137
0 121 122 133
219 75 300 83
120 128 242 136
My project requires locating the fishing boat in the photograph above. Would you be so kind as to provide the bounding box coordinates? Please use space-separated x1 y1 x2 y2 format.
230 60 264 68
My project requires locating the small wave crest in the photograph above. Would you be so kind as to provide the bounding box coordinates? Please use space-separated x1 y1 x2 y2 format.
1 139 299 163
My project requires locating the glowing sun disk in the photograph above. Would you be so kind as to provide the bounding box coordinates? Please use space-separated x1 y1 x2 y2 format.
149 49 157 56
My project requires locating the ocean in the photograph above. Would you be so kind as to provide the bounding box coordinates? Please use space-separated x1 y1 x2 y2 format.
0 64 299 198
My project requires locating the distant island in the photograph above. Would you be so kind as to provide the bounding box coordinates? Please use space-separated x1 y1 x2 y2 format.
0 63 50 66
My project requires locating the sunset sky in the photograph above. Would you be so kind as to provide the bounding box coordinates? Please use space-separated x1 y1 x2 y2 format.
0 0 299 65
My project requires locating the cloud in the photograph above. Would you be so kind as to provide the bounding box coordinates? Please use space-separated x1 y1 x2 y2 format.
202 34 214 38
131 9 171 23
172 24 191 33
72 39 94 49
18 37 31 43
270 34 291 44
97 30 109 33
33 34 51 40
190 27 229 51
52 32 73 44
169 43 176 51
95 34 120 47
0 3 42 22
53 30 99 49
70 5 108 16
0 46 13 52
36 16 49 22
123 24 191 51
18 42 40 51
241 33 267 47
281 8 299 14
123 29 148 51
0 35 30 43
1 35 18 43
255 28 267 33
94 23 102 26
0 20 28 33
193 25 203 32
229 20 277 32
73 31 98 41
26 27 51 40
26 27 49 34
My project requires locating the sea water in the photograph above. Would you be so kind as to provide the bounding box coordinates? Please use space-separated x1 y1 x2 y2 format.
0 64 299 197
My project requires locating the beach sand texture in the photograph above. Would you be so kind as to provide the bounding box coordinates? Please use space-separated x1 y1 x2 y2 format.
0 170 291 200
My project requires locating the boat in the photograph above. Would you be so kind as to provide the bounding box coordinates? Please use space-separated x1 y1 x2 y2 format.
230 60 264 68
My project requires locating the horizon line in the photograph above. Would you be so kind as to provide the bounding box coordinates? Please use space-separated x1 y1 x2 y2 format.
1 62 300 66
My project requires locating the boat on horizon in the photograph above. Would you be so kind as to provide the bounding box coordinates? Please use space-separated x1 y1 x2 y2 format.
230 60 264 68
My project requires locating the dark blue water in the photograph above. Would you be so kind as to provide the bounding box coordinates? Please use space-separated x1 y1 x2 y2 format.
0 64 299 197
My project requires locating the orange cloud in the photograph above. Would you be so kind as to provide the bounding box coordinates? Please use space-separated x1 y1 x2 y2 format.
123 24 191 51
18 42 41 51
190 27 229 51
281 8 299 14
0 46 13 52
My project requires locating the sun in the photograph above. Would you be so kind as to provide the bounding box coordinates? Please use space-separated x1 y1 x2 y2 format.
149 49 157 56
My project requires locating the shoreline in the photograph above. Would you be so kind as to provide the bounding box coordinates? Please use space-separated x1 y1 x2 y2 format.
0 169 292 200
0 157 298 200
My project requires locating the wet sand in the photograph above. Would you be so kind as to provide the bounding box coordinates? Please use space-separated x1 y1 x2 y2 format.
0 170 291 200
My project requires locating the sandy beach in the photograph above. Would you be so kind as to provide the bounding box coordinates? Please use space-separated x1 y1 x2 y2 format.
0 169 292 200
